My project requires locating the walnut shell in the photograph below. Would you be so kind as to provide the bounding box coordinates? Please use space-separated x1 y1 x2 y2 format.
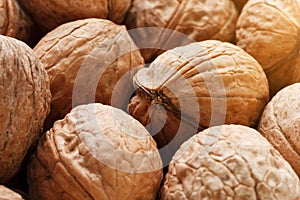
125 0 238 61
33 18 144 129
160 124 300 199
128 40 269 149
236 0 300 96
0 35 51 183
0 0 34 43
258 83 300 177
0 185 24 200
17 0 132 31
28 103 163 200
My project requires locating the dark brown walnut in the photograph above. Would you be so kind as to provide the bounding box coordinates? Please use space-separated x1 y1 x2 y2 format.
17 0 132 31
159 125 300 199
33 18 145 129
125 0 238 61
0 0 34 43
0 185 24 200
0 35 51 183
258 83 300 177
236 0 300 97
128 40 269 150
28 103 163 200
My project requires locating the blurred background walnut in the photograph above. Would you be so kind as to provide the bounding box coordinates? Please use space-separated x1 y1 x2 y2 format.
236 0 300 96
125 0 238 61
17 0 132 32
160 125 300 199
0 185 24 200
28 103 163 200
258 83 300 177
0 35 51 183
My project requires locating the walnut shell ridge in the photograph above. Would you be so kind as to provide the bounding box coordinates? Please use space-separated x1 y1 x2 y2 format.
0 185 24 200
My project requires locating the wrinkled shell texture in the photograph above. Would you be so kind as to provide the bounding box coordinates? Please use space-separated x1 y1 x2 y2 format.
126 0 238 61
0 185 24 200
0 35 51 183
129 40 269 148
0 0 33 42
258 83 300 177
160 125 300 200
28 103 163 200
34 18 144 128
18 0 132 31
236 0 300 96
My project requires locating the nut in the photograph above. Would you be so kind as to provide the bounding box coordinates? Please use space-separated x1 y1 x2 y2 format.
0 35 51 183
0 185 24 200
28 103 163 200
17 0 132 31
159 125 300 199
236 0 300 96
128 40 269 149
33 18 144 129
125 0 238 61
0 0 34 42
258 83 300 177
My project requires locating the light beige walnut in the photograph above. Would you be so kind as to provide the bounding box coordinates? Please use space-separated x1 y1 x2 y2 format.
33 18 145 129
0 0 34 43
258 83 300 177
236 0 300 96
0 185 24 200
128 40 269 149
17 0 132 31
125 0 238 61
27 103 163 200
0 35 51 183
160 125 300 200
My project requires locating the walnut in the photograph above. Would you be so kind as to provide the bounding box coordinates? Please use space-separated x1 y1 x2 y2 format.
258 83 300 177
33 18 145 129
17 0 132 31
28 103 163 200
125 0 238 61
0 185 24 200
160 125 300 199
0 0 34 43
128 40 269 150
0 35 51 183
236 0 300 96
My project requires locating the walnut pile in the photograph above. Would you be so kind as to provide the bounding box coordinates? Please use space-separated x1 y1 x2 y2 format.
0 35 51 183
236 0 300 96
258 83 300 177
0 185 24 200
160 125 300 199
28 103 163 200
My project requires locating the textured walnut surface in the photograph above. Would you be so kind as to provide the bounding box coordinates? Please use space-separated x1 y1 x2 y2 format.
258 83 300 177
236 0 300 96
18 0 131 31
0 35 51 183
33 18 144 129
126 0 238 61
0 0 33 42
0 185 24 200
129 40 269 148
28 103 163 200
160 124 300 199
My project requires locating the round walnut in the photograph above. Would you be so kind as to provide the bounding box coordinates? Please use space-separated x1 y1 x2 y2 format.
125 0 238 61
258 83 300 177
236 0 300 96
28 103 163 200
160 125 300 199
33 18 145 129
0 35 51 183
17 0 132 31
0 0 34 43
0 185 24 200
128 40 269 150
